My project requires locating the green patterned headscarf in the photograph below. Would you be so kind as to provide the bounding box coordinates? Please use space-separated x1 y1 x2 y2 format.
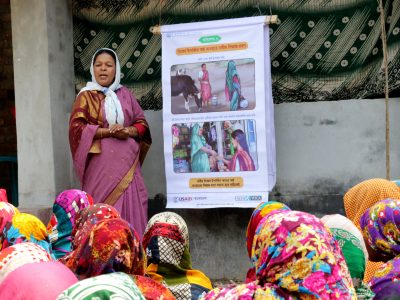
321 214 374 299
321 215 367 284
56 273 145 300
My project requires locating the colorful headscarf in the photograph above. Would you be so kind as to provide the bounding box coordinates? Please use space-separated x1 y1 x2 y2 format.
367 257 400 296
251 210 356 299
56 272 145 300
200 281 286 300
71 203 121 250
64 218 145 280
371 278 400 299
360 198 400 256
321 214 374 299
246 201 291 257
360 199 400 295
47 189 93 259
132 275 176 300
343 178 400 282
0 202 19 246
321 215 368 282
202 210 357 299
0 242 52 283
343 179 400 229
0 261 78 300
1 212 53 256
143 212 213 300
245 201 290 283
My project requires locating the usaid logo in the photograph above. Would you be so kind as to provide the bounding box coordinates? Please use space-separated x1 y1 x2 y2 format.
234 195 262 201
173 196 193 202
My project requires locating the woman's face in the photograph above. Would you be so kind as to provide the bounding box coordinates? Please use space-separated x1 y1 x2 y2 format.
232 137 238 149
93 53 116 87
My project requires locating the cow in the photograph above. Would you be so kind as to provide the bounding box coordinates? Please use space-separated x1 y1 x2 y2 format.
171 75 202 112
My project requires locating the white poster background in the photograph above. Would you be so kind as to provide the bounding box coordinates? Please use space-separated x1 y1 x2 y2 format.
162 16 275 208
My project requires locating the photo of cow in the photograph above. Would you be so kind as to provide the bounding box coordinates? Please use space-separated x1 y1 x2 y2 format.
172 120 258 173
170 58 256 114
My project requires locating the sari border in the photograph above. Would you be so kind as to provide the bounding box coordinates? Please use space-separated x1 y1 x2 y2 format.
103 150 140 206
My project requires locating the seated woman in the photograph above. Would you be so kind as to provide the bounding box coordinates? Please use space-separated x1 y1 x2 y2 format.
360 198 400 295
1 212 54 257
56 272 146 299
0 242 53 283
321 214 374 299
343 178 400 282
56 271 175 300
245 201 290 282
59 203 121 264
143 212 213 300
201 209 356 299
46 189 93 259
63 218 145 280
0 261 78 300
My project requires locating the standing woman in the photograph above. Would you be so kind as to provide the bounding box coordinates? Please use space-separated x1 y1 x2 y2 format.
198 63 212 107
225 60 242 111
69 48 152 237
190 123 217 173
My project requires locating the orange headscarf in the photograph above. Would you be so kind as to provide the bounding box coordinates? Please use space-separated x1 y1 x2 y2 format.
343 178 400 283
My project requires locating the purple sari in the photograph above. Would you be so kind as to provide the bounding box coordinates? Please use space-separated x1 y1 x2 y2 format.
70 86 151 237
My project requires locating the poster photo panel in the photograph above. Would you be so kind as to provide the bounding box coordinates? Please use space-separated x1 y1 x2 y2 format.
172 119 258 174
170 58 256 114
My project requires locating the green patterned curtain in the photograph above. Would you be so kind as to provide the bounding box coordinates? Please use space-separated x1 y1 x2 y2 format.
72 0 400 110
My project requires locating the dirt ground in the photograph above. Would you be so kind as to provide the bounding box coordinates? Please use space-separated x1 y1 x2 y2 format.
170 60 256 115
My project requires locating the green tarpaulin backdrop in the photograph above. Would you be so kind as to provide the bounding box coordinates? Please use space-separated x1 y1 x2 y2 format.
73 0 400 110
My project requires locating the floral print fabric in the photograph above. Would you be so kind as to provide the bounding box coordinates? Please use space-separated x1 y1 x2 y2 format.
70 203 121 250
360 198 400 256
202 210 357 299
63 218 145 280
360 198 400 295
132 275 176 300
245 201 291 282
1 213 53 256
251 210 356 299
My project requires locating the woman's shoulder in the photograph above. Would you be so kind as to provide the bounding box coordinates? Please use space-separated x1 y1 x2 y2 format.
117 86 138 101
76 89 101 99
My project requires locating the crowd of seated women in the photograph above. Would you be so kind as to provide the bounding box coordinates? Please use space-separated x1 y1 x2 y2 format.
0 177 399 299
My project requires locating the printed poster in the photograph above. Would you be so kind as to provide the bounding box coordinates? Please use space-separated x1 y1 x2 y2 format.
161 16 276 208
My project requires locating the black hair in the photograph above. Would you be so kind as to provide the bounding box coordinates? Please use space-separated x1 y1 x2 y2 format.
201 63 206 68
93 49 116 64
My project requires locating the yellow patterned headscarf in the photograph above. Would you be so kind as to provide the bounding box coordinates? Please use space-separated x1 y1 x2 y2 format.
343 178 400 283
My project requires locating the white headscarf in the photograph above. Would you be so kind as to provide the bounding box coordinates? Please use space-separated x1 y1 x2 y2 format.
79 48 124 126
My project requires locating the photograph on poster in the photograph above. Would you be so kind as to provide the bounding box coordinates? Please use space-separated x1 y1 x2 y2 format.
170 58 255 114
172 120 258 173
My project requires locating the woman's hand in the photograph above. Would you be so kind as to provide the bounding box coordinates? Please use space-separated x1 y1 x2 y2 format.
109 124 129 140
109 124 124 134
